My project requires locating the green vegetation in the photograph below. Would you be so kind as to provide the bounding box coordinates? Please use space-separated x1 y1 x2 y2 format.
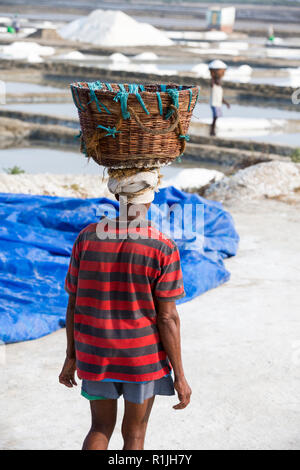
3 166 25 175
69 183 80 191
63 183 81 191
291 148 300 163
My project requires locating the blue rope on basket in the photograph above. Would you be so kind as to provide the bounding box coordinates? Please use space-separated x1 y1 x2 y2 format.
87 82 111 114
71 87 85 112
105 82 114 91
165 88 179 120
128 84 149 115
179 134 190 142
187 89 193 112
97 125 121 138
114 84 131 120
156 91 163 116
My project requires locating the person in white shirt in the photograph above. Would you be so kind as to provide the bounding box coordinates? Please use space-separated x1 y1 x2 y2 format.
208 60 230 136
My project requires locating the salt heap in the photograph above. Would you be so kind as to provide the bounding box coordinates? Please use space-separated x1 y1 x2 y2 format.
0 41 55 62
57 50 85 60
161 168 224 190
191 63 210 78
58 9 173 47
109 52 130 63
133 52 159 61
225 64 253 83
204 161 300 203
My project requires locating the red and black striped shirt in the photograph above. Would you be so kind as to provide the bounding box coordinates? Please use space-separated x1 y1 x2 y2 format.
65 218 185 382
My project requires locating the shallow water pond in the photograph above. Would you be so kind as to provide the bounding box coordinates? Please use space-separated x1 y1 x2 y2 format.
193 103 300 121
0 147 219 177
0 147 100 175
1 102 77 119
234 132 300 147
5 81 66 94
3 101 300 122
1 101 299 148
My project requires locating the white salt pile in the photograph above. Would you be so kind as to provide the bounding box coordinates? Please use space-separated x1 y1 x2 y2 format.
161 168 224 190
0 41 55 62
204 161 300 203
27 54 44 64
58 9 173 47
203 31 228 41
191 63 210 78
224 65 253 83
56 50 85 60
109 52 130 63
133 52 159 61
0 174 111 199
139 64 161 74
238 64 253 75
219 41 249 51
192 63 253 83
0 169 224 198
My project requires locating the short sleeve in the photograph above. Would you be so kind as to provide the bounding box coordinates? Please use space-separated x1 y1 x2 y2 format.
154 244 185 302
65 237 80 295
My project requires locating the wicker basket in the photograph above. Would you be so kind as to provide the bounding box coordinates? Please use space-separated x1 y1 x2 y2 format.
70 82 199 168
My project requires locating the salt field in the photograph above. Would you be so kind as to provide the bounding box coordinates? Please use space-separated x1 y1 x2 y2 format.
2 101 299 147
5 102 299 122
49 51 300 88
6 101 300 121
192 103 300 145
1 0 300 452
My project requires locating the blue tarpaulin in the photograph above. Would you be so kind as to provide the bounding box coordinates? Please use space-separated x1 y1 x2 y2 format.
0 187 239 344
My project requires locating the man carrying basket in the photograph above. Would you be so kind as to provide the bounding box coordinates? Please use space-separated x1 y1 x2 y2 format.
58 82 198 450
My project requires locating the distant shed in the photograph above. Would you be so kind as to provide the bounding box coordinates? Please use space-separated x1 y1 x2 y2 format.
207 6 236 34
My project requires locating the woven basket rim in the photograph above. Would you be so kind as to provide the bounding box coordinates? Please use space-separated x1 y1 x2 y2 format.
70 82 198 94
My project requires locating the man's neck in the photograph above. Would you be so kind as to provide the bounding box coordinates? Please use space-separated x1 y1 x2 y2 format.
118 203 148 222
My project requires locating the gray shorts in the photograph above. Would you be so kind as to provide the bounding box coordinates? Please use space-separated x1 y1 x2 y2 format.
81 374 175 404
211 106 223 118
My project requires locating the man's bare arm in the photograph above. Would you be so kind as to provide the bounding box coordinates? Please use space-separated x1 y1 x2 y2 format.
223 98 230 108
66 293 76 358
59 294 77 388
156 299 191 410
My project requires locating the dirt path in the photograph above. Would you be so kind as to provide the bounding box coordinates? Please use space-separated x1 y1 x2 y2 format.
1 198 300 450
